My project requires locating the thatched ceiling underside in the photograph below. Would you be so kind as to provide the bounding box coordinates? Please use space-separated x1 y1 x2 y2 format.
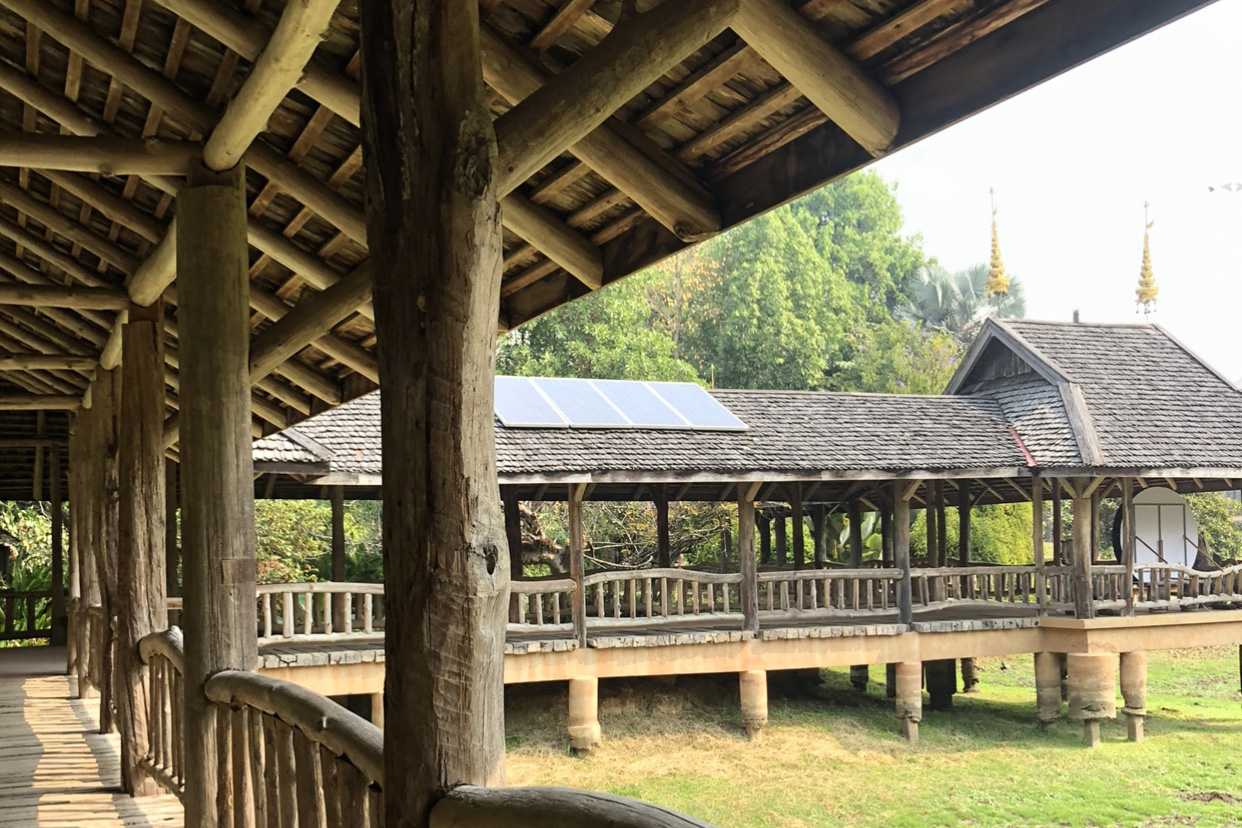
0 0 1217 498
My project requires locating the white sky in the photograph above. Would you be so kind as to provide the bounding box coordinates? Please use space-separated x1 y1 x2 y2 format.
871 0 1242 379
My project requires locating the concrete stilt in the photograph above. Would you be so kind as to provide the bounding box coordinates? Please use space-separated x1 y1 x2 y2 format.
885 663 897 699
960 657 979 692
740 670 768 741
894 661 922 743
1034 651 1063 725
925 659 957 710
1066 652 1117 748
568 676 602 754
370 691 384 730
849 664 870 692
1119 651 1147 742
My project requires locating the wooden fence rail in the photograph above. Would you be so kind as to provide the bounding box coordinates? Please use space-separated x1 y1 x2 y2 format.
138 627 186 799
757 568 898 619
0 588 51 640
1131 563 1242 609
256 582 385 646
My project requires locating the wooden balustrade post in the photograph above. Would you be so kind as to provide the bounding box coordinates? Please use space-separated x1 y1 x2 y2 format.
655 485 670 569
50 446 66 646
179 162 257 828
362 1 510 820
116 301 168 796
847 499 863 569
330 485 347 631
1122 479 1136 617
738 485 760 633
1070 484 1096 620
893 483 913 626
569 483 587 647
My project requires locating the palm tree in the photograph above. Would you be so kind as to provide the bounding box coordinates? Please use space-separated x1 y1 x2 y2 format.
902 262 1025 336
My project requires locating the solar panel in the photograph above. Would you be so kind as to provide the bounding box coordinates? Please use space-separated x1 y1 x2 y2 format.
593 380 686 428
533 378 625 427
650 382 747 431
494 376 566 427
493 376 747 431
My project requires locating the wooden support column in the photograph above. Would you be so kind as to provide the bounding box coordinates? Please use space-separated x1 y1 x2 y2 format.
757 513 771 566
1122 479 1136 617
1032 473 1044 613
811 505 828 568
880 496 893 567
1090 490 1101 565
1071 486 1095 620
115 301 168 796
362 4 511 817
893 483 912 626
504 493 523 581
791 486 804 571
178 163 257 828
165 460 179 599
655 485 670 569
774 510 787 568
935 482 947 567
330 485 347 631
738 485 759 634
958 482 972 565
924 484 937 565
90 369 121 734
1052 478 1064 564
569 483 587 648
49 446 66 646
847 499 863 568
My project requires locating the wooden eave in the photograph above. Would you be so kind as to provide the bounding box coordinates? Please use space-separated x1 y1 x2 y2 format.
0 0 1217 494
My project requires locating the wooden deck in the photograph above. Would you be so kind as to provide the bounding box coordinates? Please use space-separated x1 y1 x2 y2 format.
0 646 183 828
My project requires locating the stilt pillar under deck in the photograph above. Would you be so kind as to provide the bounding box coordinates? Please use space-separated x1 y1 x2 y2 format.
1034 651 1062 724
1119 651 1147 742
568 676 602 753
739 670 768 740
178 162 257 828
894 661 922 742
1066 652 1117 748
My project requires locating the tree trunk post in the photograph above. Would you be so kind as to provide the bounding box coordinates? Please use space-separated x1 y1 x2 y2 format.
926 659 956 710
757 513 771 566
178 162 258 828
91 368 121 734
1032 473 1044 613
65 429 79 677
847 499 863 568
810 505 827 567
893 483 912 626
958 481 971 566
165 459 179 601
116 301 168 796
503 493 523 579
738 486 759 634
774 510 787 569
791 485 804 570
1034 651 1062 724
50 445 66 646
935 482 947 567
656 484 670 569
880 494 893 567
1052 479 1063 564
1072 489 1095 619
925 484 937 566
1122 479 1136 617
360 2 510 820
569 483 587 647
331 484 347 630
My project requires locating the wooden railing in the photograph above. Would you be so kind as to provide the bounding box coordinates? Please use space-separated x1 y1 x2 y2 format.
256 582 385 646
509 576 575 633
84 602 110 693
0 588 51 641
1089 565 1130 612
1132 563 1242 610
138 627 186 798
757 568 899 619
139 625 719 828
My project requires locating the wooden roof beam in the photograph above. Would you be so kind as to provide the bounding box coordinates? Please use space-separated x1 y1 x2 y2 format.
0 213 113 287
732 0 899 156
480 25 722 242
494 0 739 195
0 134 201 175
0 179 142 274
0 283 130 309
0 354 97 372
0 394 79 411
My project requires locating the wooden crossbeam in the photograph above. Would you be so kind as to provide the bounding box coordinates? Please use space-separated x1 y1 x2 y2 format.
0 394 79 410
0 134 200 174
494 0 739 195
0 355 97 371
501 196 602 289
0 283 130 309
732 0 899 156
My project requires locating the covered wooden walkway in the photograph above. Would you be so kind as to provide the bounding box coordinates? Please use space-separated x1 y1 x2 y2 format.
0 647 182 828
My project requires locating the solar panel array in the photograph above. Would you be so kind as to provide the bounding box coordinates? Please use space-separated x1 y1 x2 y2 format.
495 377 747 431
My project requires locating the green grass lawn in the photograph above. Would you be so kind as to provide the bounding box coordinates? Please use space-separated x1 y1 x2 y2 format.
504 647 1242 828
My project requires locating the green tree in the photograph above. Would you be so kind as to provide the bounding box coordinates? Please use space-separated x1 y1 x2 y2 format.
1185 493 1242 563
903 262 1026 336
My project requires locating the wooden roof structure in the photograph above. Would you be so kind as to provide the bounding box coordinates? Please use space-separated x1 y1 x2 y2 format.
0 0 1218 498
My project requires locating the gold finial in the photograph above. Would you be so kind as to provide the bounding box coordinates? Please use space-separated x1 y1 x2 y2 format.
1136 201 1158 319
985 188 1010 300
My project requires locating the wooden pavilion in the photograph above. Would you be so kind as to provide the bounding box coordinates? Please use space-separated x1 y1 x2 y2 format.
0 2 1226 827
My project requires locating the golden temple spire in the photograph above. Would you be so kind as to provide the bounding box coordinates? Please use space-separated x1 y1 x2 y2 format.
1136 201 1158 319
985 188 1010 301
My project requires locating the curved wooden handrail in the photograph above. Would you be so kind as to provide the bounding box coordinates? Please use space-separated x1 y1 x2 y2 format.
758 568 895 582
138 626 185 672
430 785 719 828
204 669 384 785
584 568 742 586
256 581 384 594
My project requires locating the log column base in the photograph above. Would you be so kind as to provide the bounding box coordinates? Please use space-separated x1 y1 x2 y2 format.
1034 651 1063 724
960 657 979 693
925 659 956 711
1067 652 1118 748
739 670 768 741
370 691 384 730
1120 651 1147 743
849 664 869 692
885 663 897 699
568 677 601 754
894 661 922 743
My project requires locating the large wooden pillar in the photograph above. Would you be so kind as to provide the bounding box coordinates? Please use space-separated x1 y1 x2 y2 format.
957 482 971 565
893 482 912 626
791 486 804 570
738 486 759 633
361 2 509 823
178 163 257 828
847 499 863 568
655 485 670 569
1121 479 1136 617
91 369 121 733
1071 487 1095 619
115 302 167 796
1031 473 1044 612
568 483 587 647
331 484 347 630
49 446 66 646
165 459 179 599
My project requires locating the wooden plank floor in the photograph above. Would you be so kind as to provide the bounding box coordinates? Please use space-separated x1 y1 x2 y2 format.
0 646 183 828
